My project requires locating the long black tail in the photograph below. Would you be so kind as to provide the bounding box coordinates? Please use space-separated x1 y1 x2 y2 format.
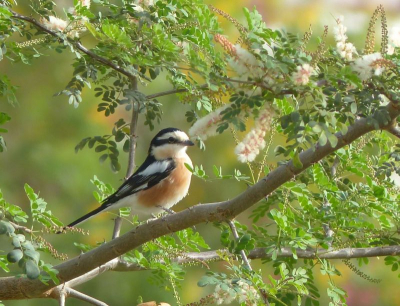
57 205 108 234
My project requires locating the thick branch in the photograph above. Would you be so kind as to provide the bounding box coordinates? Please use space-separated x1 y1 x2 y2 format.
1 103 399 300
386 125 400 139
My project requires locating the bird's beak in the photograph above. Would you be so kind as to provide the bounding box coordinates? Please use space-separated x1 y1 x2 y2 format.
182 140 195 146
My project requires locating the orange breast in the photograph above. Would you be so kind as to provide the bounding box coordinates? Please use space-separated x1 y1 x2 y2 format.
137 159 192 208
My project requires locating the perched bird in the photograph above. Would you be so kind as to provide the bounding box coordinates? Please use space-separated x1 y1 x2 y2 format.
64 127 194 229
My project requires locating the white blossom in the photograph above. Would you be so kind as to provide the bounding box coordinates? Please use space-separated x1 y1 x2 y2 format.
228 45 263 79
390 172 400 187
334 15 356 61
352 52 384 81
212 279 260 305
292 63 314 86
41 16 68 32
213 283 235 305
235 103 274 163
188 104 229 141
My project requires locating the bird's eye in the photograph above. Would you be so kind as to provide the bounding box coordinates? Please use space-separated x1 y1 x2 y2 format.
168 137 175 143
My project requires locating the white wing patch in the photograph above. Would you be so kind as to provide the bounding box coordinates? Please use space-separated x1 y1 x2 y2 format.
138 160 170 176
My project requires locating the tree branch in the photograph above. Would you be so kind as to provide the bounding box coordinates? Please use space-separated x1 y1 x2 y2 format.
1 102 399 300
386 125 400 139
10 10 137 80
145 84 208 100
125 76 139 179
112 76 140 240
228 220 252 271
111 245 400 272
66 288 108 306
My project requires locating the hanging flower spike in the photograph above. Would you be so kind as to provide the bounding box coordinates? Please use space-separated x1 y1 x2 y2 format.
188 104 229 141
291 63 315 86
227 45 263 78
334 15 357 60
235 103 274 163
214 34 237 56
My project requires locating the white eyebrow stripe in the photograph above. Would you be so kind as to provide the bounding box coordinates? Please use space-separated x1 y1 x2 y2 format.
138 161 170 176
157 131 189 141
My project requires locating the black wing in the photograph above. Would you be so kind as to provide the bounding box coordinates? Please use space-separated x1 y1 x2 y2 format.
101 155 176 208
61 156 176 230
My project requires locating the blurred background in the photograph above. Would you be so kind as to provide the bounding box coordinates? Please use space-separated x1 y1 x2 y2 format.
1 0 400 305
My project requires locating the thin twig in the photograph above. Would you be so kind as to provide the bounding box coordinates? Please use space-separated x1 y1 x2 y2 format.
111 217 123 240
10 10 137 80
9 221 33 234
66 288 109 306
112 77 139 240
146 84 208 100
58 289 66 306
125 77 139 179
227 220 269 305
63 259 119 288
227 220 252 271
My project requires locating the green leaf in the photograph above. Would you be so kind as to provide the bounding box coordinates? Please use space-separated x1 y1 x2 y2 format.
319 131 327 146
95 145 107 152
350 102 357 114
25 259 40 280
293 151 303 169
327 134 338 148
24 249 40 264
0 113 11 125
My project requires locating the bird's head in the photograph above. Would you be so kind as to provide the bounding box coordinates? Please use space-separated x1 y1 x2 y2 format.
149 128 194 160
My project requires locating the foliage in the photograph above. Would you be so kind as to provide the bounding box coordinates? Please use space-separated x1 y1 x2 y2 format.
0 0 400 305
0 187 62 283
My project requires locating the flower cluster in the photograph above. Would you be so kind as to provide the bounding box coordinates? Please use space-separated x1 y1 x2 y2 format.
188 104 229 141
227 44 263 79
213 35 267 82
291 63 315 86
41 16 68 32
214 34 236 56
235 103 274 163
41 0 90 37
352 52 385 81
213 279 260 305
334 16 357 60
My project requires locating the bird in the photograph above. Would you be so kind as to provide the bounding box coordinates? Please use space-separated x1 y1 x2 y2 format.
63 127 194 230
